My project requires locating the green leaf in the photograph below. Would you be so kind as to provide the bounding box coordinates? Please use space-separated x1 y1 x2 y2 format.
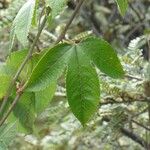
26 43 73 92
10 0 36 48
46 0 68 18
35 81 57 114
66 46 100 126
115 0 128 16
0 123 17 150
79 37 125 78
0 63 13 76
6 50 28 71
0 75 11 99
12 92 36 133
32 0 39 26
6 50 29 80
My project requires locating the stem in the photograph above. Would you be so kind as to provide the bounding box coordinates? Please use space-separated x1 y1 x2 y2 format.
0 11 49 120
55 0 86 44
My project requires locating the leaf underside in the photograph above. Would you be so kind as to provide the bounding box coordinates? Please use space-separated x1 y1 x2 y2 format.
10 0 35 48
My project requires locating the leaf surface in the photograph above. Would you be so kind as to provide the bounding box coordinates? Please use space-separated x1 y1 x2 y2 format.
35 81 57 114
10 0 35 47
0 123 17 150
46 0 68 18
0 75 11 99
115 0 128 16
26 43 73 91
12 92 35 133
6 50 28 71
79 37 124 78
66 46 100 126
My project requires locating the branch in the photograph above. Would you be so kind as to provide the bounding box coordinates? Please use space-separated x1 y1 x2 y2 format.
0 8 50 122
101 96 150 105
55 0 86 44
132 119 150 131
120 128 150 148
102 117 150 148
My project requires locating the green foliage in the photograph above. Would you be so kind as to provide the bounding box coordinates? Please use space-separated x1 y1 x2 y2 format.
1 0 149 149
0 75 11 99
0 123 17 150
115 0 128 16
26 44 73 91
0 63 14 76
0 0 125 136
79 37 125 78
66 46 100 126
46 0 68 18
25 37 124 125
10 0 36 48
32 0 39 26
12 92 35 133
35 82 57 114
6 50 28 72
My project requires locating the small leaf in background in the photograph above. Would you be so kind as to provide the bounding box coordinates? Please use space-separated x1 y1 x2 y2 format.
66 46 100 126
115 0 128 16
35 81 57 114
26 43 73 92
32 0 39 26
6 50 29 80
0 75 11 99
79 37 125 78
6 50 28 71
46 0 68 18
12 92 36 133
0 123 17 150
10 0 36 48
0 63 13 76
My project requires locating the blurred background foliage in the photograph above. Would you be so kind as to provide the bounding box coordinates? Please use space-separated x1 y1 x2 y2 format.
0 0 150 149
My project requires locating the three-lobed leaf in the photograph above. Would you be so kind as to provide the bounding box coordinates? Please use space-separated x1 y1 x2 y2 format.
5 33 125 127
25 36 124 125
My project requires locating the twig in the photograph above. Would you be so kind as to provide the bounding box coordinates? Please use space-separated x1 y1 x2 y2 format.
120 128 150 148
0 8 50 121
132 119 150 131
101 96 150 105
103 117 150 148
125 74 142 81
55 0 86 44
